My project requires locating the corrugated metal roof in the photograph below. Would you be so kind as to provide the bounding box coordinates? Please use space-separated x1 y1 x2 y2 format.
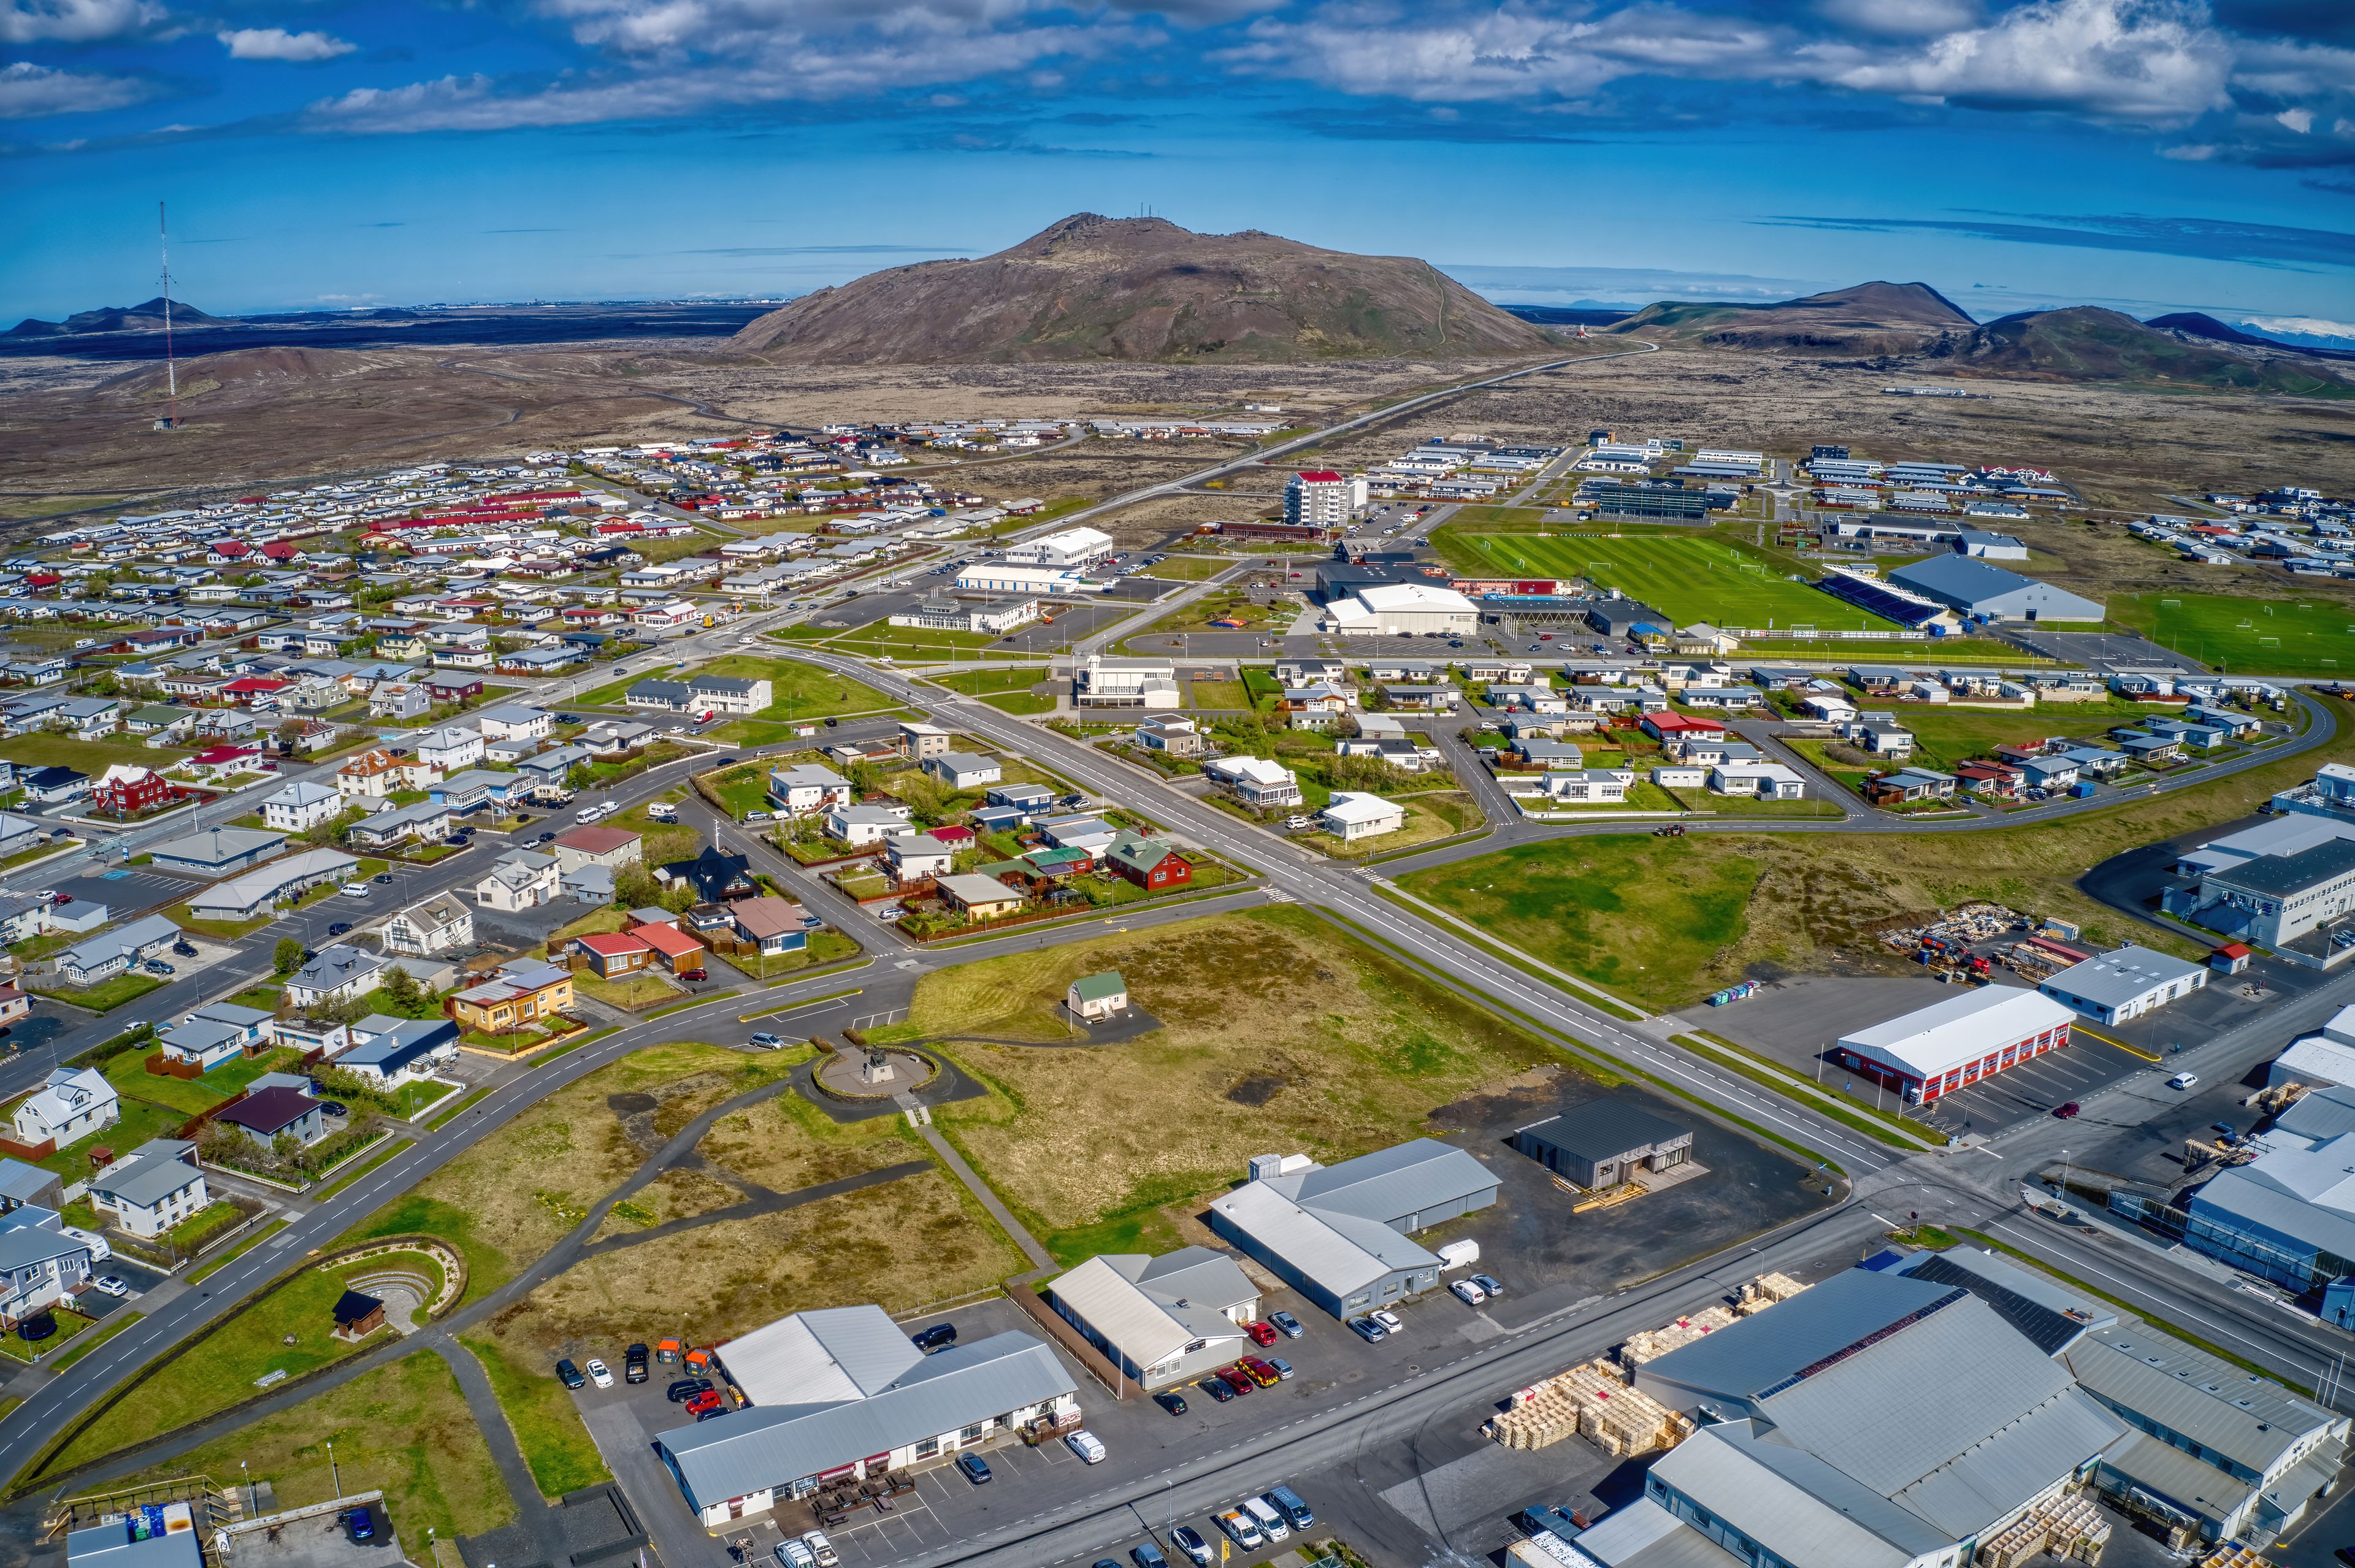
1636 1270 1957 1412
1648 1423 1926 1567
1887 1386 2125 1537
2067 1325 2332 1475
1896 1250 2112 1355
1515 1099 1689 1164
718 1306 920 1407
1276 1139 1496 1226
1212 1182 1398 1296
1570 1498 1744 1568
659 1333 1073 1507
1836 985 2076 1080
2098 1429 2251 1524
2039 946 2207 1009
1047 1250 1250 1367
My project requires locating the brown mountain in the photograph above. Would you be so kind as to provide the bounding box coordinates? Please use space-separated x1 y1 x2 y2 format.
1607 281 1975 355
9 297 226 337
1952 307 2355 396
727 214 1560 363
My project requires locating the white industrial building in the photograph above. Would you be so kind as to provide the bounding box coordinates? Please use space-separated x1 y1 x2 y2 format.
2037 944 2208 1026
1073 655 1179 710
957 563 1090 595
1322 582 1479 637
1832 986 2076 1105
1046 1248 1259 1389
2272 1006 2355 1090
1001 526 1113 568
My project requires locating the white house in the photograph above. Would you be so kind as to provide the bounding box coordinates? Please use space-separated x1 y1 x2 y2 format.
477 848 561 910
10 1066 117 1149
1710 762 1809 800
1205 755 1302 810
385 892 475 957
415 725 485 774
1319 791 1405 842
922 752 1001 791
261 779 343 833
86 1138 208 1239
827 804 916 847
475 703 553 743
888 833 956 881
768 763 852 815
1542 769 1631 804
285 944 391 1009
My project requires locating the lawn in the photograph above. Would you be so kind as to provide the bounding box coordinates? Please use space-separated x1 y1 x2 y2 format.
1883 699 2200 772
28 971 163 1012
893 907 1599 1262
1140 556 1227 581
1303 794 1481 859
111 1352 514 1542
2112 591 2355 676
38 1248 450 1477
1401 696 2355 1009
1440 532 1902 633
578 655 892 724
0 734 192 774
20 1096 185 1179
334 1043 802 1301
702 762 771 819
459 1331 610 1499
165 901 275 941
1166 589 1288 633
575 974 680 1009
99 1047 304 1120
816 625 997 660
981 691 1055 715
1187 679 1251 710
933 666 1048 696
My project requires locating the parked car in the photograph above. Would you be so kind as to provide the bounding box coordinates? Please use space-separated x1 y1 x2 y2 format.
2170 1072 2199 1090
1246 1320 1278 1347
1152 1390 1187 1416
1450 1278 1488 1306
556 1358 586 1390
1130 1544 1170 1568
51 893 70 904
798 1531 838 1568
1242 1497 1290 1542
1065 1430 1107 1464
172 941 196 957
684 1389 723 1416
538 832 556 843
955 1453 992 1485
1371 1309 1404 1334
1347 1316 1387 1343
1197 1374 1235 1403
1169 1526 1212 1567
345 1507 374 1543
340 882 371 897
1268 1311 1303 1338
373 871 396 883
1471 1273 1503 1298
1267 1486 1314 1529
748 1032 786 1050
624 1344 649 1383
1217 1366 1255 1396
911 1323 957 1351
666 1378 714 1402
584 1358 613 1388
771 1540 816 1568
327 922 353 936
1214 1511 1263 1551
1265 1358 1293 1380
143 960 174 976
90 1275 129 1298
1239 1356 1280 1388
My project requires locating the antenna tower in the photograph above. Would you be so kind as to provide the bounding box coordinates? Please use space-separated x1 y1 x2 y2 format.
156 201 179 432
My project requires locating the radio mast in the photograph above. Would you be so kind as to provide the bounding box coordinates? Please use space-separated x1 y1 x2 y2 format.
155 201 179 432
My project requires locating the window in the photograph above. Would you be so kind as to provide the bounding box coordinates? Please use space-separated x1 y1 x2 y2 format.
914 1437 939 1459
960 1423 984 1442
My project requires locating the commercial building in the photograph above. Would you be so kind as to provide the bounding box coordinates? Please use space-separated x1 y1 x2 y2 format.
148 826 287 876
1582 481 1710 524
188 848 359 922
1207 1140 1498 1318
2183 1083 2355 1288
2169 836 2355 968
1074 655 1179 710
1284 471 1367 528
1322 582 1480 637
1634 1266 2128 1568
1886 556 2105 623
888 595 1039 636
2037 944 2208 1025
955 562 1089 596
1002 526 1114 568
654 1304 1079 1526
1047 1247 1258 1389
2270 1007 2355 1091
1833 985 2075 1105
1512 1100 1692 1190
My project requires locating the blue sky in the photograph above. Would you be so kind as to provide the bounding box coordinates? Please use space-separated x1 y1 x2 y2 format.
4 0 2354 334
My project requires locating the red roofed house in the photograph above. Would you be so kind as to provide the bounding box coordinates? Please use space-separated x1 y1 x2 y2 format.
261 540 301 562
928 825 975 847
220 676 290 706
188 744 264 779
1639 711 1726 743
570 930 652 979
209 540 250 560
632 920 706 979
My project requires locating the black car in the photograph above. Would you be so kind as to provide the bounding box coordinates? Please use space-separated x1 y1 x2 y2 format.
373 872 394 884
625 1343 649 1383
712 756 738 766
327 922 353 936
1152 1390 1187 1416
556 1358 586 1390
538 832 556 843
824 717 838 727
172 941 197 957
667 1377 714 1402
559 713 584 724
911 1323 957 1351
955 1453 991 1485
1197 1375 1235 1403
318 1101 349 1117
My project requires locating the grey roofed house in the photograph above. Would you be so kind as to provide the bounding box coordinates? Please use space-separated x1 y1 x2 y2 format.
1886 1247 2115 1357
147 825 288 874
1206 1139 1499 1318
66 1520 204 1568
657 1309 1074 1514
1047 1247 1257 1386
86 1139 201 1210
190 847 359 922
0 1156 60 1210
58 912 184 984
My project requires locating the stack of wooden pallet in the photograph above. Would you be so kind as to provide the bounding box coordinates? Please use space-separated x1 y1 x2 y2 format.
2195 1547 2268 1568
1734 1272 1809 1314
1975 1494 2113 1568
1487 1360 1689 1457
1618 1305 1740 1367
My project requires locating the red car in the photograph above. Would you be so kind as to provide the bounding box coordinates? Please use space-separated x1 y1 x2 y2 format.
1239 1356 1281 1388
1218 1366 1255 1396
1246 1320 1277 1348
52 893 71 906
684 1389 724 1416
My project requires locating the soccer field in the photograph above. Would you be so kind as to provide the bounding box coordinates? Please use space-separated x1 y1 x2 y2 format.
2113 592 2355 676
1446 533 1902 632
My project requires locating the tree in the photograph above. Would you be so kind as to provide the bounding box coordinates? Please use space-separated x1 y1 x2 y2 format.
380 963 423 1015
615 863 661 911
567 764 598 793
274 937 305 974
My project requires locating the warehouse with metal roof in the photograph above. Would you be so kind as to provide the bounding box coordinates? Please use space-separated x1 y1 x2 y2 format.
1833 985 2075 1105
656 1305 1076 1526
1046 1247 1257 1389
1206 1139 1498 1318
1886 555 2105 623
2036 944 2208 1025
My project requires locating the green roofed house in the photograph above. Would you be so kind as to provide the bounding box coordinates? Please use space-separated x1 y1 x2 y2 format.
1067 971 1128 1022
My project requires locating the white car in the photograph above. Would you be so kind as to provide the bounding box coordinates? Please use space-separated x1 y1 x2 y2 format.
90 1275 130 1298
798 1532 838 1568
1449 1278 1488 1306
340 882 371 897
2169 1072 2199 1090
1065 1429 1106 1464
771 1542 816 1568
584 1358 613 1388
62 1225 110 1261
1371 1309 1404 1334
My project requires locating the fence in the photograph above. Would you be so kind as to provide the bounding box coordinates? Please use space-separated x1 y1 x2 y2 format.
1000 1283 1131 1399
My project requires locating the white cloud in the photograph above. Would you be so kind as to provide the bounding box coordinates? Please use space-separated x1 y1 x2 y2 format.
2276 105 2313 131
0 0 162 43
1814 0 1982 39
2243 316 2355 342
0 58 154 117
220 26 356 60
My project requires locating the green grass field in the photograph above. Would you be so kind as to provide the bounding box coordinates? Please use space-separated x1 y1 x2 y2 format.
2113 592 2355 676
577 656 894 721
934 665 1049 695
1442 533 1901 633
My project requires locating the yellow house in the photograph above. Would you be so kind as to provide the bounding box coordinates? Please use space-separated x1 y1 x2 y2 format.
446 960 574 1034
